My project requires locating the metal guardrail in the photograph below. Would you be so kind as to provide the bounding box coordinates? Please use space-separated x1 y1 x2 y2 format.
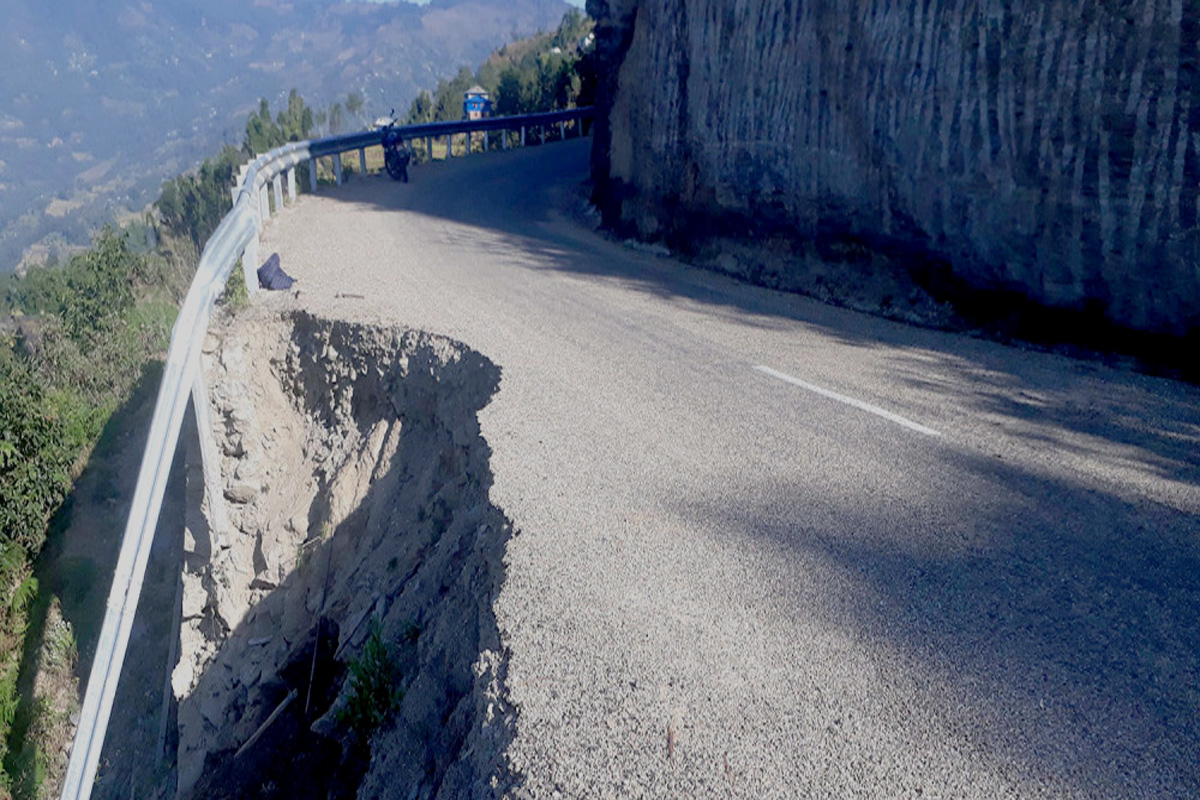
59 106 594 800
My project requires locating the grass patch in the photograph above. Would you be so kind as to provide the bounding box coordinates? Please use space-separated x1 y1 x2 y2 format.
220 261 251 312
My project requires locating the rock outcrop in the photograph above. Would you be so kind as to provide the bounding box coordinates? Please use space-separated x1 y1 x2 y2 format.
588 0 1200 336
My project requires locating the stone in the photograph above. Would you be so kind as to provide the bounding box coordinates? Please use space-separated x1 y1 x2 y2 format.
281 587 310 636
250 574 278 591
254 526 295 584
305 586 323 613
220 342 245 371
181 572 208 619
224 481 257 504
183 525 200 556
219 663 236 692
215 584 250 633
200 689 227 727
213 544 254 632
222 434 245 458
234 458 261 482
171 657 195 699
240 661 262 688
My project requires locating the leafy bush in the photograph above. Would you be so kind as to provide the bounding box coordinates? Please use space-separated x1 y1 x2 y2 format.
338 620 401 738
61 229 137 341
157 146 243 248
0 355 73 556
0 541 39 796
0 86 326 796
0 225 175 794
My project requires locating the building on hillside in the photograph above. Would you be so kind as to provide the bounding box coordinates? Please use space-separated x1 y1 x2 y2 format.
463 86 492 120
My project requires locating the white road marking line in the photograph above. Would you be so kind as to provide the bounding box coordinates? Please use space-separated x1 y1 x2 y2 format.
754 365 942 437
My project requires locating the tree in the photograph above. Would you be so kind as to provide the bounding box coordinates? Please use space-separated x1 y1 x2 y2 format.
60 227 138 343
495 66 532 116
552 8 588 50
156 145 242 246
346 91 364 116
328 102 345 135
277 89 315 142
405 90 434 125
432 67 477 122
488 11 595 117
244 98 281 156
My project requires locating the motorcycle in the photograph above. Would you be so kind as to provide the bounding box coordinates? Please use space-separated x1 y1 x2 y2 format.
379 110 410 182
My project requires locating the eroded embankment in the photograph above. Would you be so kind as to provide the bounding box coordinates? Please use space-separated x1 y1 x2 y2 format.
173 309 516 798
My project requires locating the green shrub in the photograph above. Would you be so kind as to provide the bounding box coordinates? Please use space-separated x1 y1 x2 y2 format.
338 620 401 738
59 228 137 343
220 262 250 312
0 356 73 556
0 541 38 794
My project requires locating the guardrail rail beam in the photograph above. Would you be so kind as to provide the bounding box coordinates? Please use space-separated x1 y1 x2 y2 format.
60 107 594 800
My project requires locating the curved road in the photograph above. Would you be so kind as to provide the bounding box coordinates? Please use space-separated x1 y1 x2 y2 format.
260 139 1199 798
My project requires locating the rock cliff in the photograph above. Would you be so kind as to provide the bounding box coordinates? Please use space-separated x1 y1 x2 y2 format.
587 0 1200 337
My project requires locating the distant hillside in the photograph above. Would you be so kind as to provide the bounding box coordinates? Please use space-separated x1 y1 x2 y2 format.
0 0 572 272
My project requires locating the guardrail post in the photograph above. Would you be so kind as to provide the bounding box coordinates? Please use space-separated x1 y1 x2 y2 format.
259 187 270 222
309 158 318 193
334 153 343 186
425 136 432 162
465 131 471 155
560 121 565 141
272 175 284 213
483 130 489 151
287 167 297 203
359 147 367 175
190 372 229 540
503 130 508 150
446 134 453 159
243 235 259 297
521 126 526 147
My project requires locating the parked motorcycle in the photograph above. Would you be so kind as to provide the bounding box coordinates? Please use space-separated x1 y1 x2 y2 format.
379 110 410 183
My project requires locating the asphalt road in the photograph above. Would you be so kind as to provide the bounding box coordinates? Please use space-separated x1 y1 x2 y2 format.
260 138 1200 798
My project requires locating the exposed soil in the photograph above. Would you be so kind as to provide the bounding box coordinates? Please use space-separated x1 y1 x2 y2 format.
186 618 365 800
171 308 517 799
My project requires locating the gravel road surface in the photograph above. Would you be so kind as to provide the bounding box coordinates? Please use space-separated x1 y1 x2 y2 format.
259 139 1200 798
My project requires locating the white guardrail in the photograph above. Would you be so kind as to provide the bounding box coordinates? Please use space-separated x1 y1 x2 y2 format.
60 107 595 800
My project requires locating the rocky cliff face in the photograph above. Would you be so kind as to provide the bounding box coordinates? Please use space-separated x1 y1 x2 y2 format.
587 0 1200 335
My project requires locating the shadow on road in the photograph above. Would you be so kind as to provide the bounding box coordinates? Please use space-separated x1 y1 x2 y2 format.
672 440 1199 795
295 138 1200 796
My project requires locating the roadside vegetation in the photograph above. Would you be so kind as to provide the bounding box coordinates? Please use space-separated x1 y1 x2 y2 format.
0 222 183 797
337 620 402 740
404 9 594 125
0 10 595 794
0 85 344 797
